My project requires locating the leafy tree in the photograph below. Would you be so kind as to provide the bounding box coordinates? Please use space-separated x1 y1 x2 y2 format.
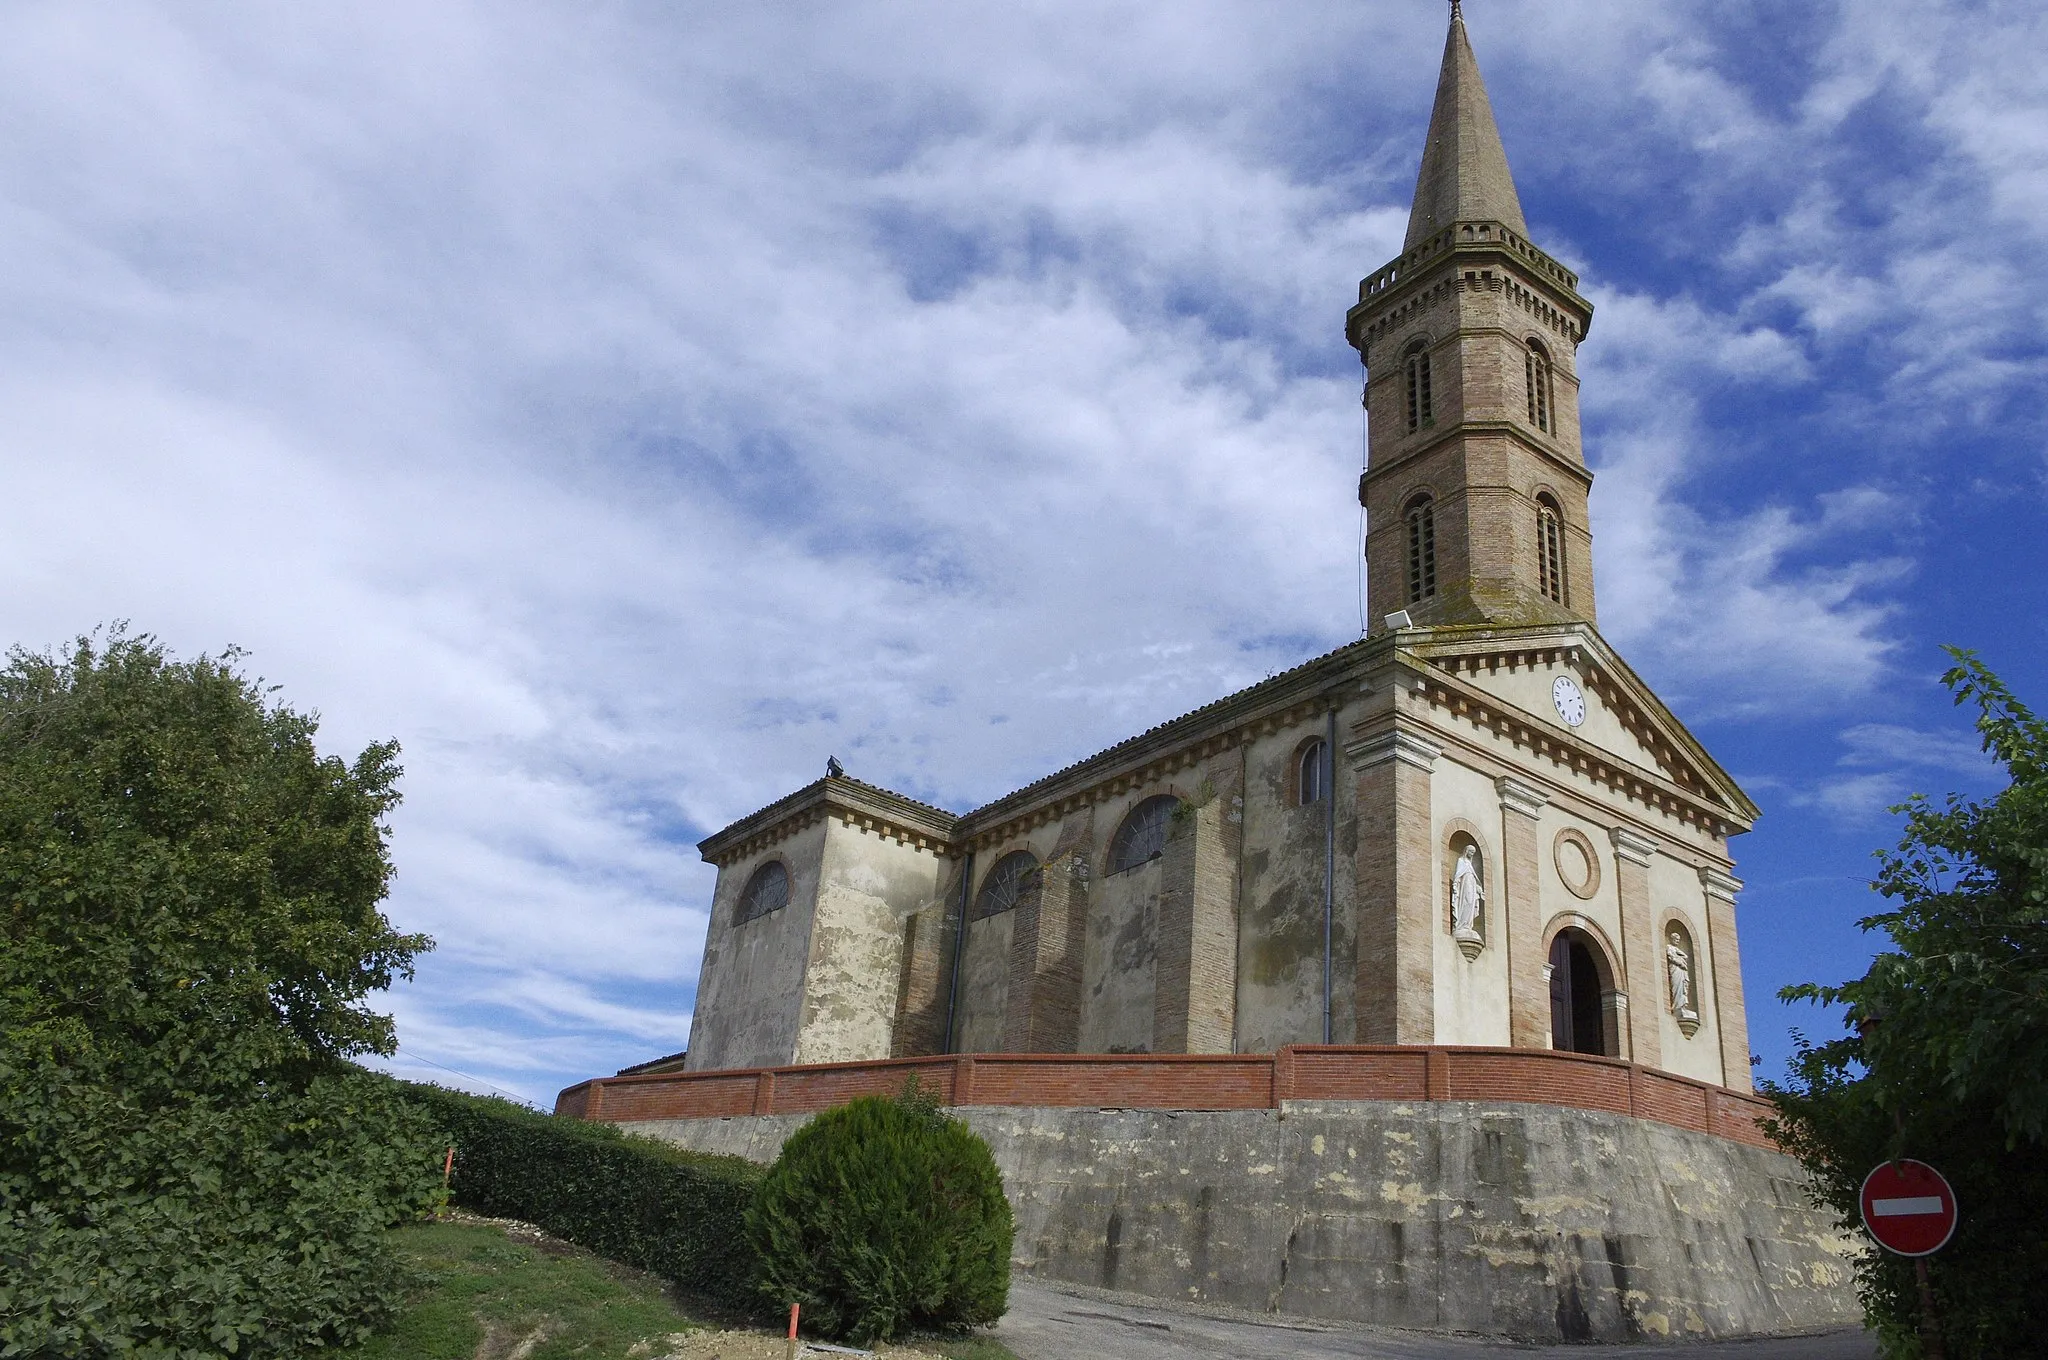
0 630 444 1357
1768 649 2048 1360
747 1084 1012 1346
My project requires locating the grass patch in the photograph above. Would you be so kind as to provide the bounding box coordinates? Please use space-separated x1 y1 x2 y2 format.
920 1339 1023 1360
346 1217 705 1360
349 1216 1023 1360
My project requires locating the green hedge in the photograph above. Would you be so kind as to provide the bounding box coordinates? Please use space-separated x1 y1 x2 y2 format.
1 1061 445 1359
748 1090 1011 1345
395 1082 763 1311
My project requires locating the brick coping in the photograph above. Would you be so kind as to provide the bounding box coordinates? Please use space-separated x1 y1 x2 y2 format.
556 1045 1780 1151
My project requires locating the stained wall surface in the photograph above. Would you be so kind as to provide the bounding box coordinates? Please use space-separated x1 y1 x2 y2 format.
792 822 948 1066
630 1102 1859 1343
684 821 827 1072
1079 848 1162 1053
1234 716 1359 1052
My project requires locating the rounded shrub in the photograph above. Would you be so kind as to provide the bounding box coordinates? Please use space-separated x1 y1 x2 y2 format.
746 1086 1012 1345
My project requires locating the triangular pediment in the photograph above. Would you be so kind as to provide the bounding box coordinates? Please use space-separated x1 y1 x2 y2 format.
1404 623 1759 829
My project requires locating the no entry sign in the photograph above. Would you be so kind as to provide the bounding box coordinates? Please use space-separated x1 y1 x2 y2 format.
1859 1159 1958 1257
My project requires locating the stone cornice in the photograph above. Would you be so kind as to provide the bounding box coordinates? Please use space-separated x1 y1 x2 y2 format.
954 635 1391 852
1362 422 1594 495
698 776 959 867
1403 623 1760 831
1347 728 1444 773
1699 867 1743 902
1495 774 1550 817
1347 219 1594 355
1609 826 1659 865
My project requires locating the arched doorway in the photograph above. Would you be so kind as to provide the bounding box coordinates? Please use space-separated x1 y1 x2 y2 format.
1548 928 1614 1056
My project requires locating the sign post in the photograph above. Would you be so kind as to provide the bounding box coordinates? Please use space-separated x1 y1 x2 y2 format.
1859 1159 1957 1360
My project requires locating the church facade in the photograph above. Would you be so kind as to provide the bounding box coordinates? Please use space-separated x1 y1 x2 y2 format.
684 7 1758 1096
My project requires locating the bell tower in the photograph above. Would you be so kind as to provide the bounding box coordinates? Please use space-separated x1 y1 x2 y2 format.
1348 2 1598 632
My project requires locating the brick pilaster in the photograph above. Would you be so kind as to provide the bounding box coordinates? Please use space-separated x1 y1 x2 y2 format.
1350 728 1441 1044
1610 827 1660 1067
1700 867 1752 1092
893 857 968 1057
1003 851 1086 1053
1153 763 1241 1054
1498 775 1550 1048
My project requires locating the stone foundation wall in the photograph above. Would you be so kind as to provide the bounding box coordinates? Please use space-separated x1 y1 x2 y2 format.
626 1101 1860 1344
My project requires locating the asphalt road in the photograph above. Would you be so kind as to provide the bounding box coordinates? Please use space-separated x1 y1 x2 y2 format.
993 1279 1878 1360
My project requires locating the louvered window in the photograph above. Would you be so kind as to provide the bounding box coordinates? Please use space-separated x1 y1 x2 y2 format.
1404 346 1433 433
1405 496 1437 603
1525 341 1554 434
1537 496 1567 604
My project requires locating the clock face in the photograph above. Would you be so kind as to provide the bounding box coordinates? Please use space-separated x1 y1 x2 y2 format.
1552 675 1587 728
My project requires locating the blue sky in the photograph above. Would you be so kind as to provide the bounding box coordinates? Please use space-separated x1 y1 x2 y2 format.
1 1 2040 1107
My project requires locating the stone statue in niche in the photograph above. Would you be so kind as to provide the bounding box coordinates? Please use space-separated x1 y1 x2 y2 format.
1451 844 1485 959
1667 927 1701 1036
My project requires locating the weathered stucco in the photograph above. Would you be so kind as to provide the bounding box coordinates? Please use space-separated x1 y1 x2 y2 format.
683 822 826 1072
1235 715 1358 1052
629 1101 1859 1343
790 821 946 1065
1080 832 1161 1053
953 903 1014 1054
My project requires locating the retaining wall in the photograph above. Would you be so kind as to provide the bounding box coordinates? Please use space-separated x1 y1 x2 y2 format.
564 1048 1859 1342
629 1101 1860 1343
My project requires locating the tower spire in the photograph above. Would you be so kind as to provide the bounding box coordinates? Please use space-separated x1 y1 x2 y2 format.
1405 2 1527 249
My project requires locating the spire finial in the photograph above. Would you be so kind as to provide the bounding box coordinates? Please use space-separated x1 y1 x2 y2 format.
1403 0 1528 249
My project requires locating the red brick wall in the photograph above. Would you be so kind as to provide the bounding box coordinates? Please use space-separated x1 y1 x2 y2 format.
556 1046 1779 1150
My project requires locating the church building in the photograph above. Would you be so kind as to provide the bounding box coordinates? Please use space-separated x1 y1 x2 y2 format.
682 4 1758 1096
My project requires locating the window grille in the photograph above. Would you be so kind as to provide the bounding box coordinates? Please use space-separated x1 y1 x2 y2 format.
975 850 1039 919
736 861 789 923
1109 795 1182 874
1405 497 1437 603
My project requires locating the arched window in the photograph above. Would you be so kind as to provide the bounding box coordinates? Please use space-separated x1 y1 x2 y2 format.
1404 494 1437 604
1525 340 1554 434
735 861 789 924
975 850 1039 919
1109 795 1182 875
1548 927 1617 1056
1297 738 1330 806
1403 343 1434 433
1536 494 1567 605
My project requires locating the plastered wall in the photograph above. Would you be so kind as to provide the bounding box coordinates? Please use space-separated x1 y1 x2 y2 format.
1080 838 1162 1053
791 821 947 1066
1429 758 1512 1045
1650 853 1725 1086
685 820 827 1071
1235 718 1358 1051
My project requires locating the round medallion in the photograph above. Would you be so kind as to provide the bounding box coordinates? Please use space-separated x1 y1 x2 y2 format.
1552 827 1601 900
1552 674 1587 728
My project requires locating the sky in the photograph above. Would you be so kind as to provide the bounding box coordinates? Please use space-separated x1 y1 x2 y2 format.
2 0 2042 1108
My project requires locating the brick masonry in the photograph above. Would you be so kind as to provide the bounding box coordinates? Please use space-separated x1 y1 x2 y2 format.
558 1044 1782 1151
1498 777 1549 1048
